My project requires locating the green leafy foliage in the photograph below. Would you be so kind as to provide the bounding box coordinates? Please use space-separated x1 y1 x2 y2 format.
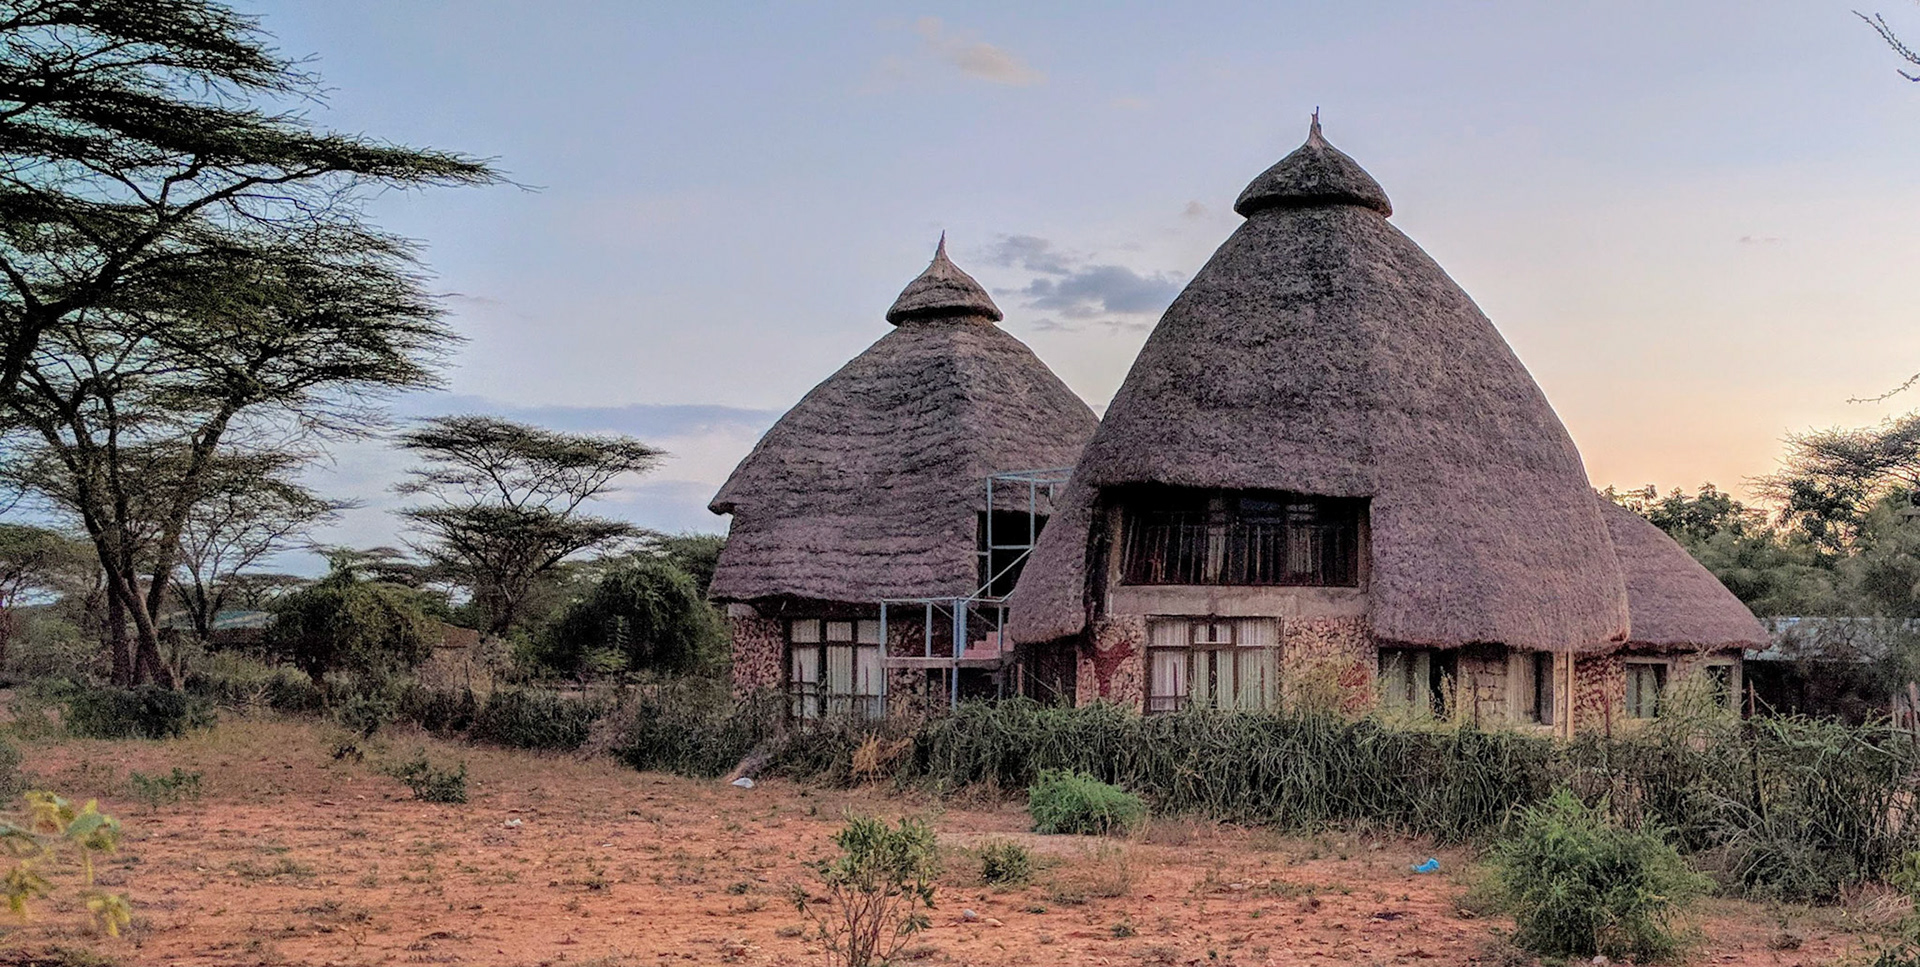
978 839 1033 885
63 685 214 739
265 557 437 687
794 815 940 967
335 690 398 739
1486 789 1710 962
1027 769 1146 835
530 558 723 677
1 792 131 936
388 752 468 804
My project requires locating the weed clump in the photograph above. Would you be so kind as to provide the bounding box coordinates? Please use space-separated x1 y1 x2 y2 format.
470 687 607 751
388 752 468 804
1028 769 1145 835
793 815 940 967
1486 788 1709 963
127 768 203 809
978 839 1033 885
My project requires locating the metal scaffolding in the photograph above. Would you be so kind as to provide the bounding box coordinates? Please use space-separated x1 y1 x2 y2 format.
880 468 1073 709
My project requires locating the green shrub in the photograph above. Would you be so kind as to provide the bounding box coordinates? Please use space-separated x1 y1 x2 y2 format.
794 815 940 967
398 683 478 734
1028 769 1146 835
978 839 1033 885
1487 789 1710 962
469 687 608 751
528 558 724 677
63 686 214 739
388 752 468 804
185 654 327 713
335 690 396 739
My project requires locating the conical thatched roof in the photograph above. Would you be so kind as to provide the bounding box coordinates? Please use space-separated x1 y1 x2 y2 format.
1009 119 1631 653
1597 497 1767 649
709 240 1099 605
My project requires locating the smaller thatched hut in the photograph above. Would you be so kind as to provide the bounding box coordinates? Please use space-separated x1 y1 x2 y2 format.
708 238 1098 717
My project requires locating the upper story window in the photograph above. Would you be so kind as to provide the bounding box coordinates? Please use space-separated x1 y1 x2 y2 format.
1117 487 1365 587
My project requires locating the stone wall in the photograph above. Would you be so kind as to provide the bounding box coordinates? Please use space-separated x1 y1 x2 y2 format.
727 605 784 697
1572 652 1626 736
1282 616 1375 715
1456 644 1513 727
1079 614 1147 710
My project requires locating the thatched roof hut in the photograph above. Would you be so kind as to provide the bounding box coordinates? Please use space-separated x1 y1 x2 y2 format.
709 239 1099 605
1597 497 1767 649
1009 118 1631 653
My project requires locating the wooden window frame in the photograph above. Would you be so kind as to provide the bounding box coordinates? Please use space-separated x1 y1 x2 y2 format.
1626 660 1669 720
1117 488 1365 588
786 619 884 721
1145 617 1279 714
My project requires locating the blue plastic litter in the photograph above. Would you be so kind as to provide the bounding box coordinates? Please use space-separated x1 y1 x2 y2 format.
1412 857 1440 874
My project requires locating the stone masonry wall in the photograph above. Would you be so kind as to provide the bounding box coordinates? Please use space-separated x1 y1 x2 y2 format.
1283 616 1375 715
1080 614 1147 710
728 607 784 697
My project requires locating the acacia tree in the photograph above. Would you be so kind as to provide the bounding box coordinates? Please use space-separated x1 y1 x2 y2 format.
1860 9 1920 82
1757 413 1920 558
5 232 457 687
395 416 663 636
0 521 89 665
172 453 341 643
0 0 494 406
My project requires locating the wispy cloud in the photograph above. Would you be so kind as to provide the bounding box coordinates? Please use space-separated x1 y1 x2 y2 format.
985 235 1184 329
912 17 1045 87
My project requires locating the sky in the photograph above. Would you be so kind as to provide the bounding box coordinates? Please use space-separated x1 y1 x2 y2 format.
238 0 1920 563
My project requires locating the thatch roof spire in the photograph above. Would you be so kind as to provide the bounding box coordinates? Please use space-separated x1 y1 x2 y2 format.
885 234 1004 325
1234 114 1393 218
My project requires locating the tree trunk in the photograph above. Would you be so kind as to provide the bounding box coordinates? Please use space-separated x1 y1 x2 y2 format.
105 587 132 687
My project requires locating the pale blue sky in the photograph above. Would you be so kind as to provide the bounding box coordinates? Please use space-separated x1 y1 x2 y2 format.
240 1 1920 554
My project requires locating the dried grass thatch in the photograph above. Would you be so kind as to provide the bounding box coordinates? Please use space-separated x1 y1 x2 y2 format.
709 240 1098 605
1009 119 1631 653
1597 496 1767 649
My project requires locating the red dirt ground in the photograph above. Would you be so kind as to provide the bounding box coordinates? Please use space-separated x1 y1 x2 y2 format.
0 716 1890 966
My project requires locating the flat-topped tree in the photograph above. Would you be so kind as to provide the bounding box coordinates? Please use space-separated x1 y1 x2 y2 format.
396 415 664 636
0 0 497 405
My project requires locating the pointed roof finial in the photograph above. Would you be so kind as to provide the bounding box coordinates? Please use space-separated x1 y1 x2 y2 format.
886 234 1003 325
1232 110 1393 218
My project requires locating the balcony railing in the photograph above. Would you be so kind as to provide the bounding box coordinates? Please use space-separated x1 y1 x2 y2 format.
1120 517 1357 587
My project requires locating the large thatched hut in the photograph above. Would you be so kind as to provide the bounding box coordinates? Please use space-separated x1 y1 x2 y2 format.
1006 118 1762 733
709 239 1098 716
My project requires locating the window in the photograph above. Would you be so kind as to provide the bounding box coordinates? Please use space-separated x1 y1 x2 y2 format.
977 511 1046 598
1118 488 1363 587
1530 652 1555 725
1378 647 1457 718
787 619 883 720
1704 663 1735 710
1145 617 1279 713
1626 661 1668 719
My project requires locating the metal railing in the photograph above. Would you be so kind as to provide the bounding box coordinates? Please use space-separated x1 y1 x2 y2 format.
1120 517 1357 586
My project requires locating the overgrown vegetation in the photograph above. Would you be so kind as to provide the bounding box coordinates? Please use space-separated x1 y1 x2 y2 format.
793 815 940 967
1485 789 1710 962
1027 769 1146 835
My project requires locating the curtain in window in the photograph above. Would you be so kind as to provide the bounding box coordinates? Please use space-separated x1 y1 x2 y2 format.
790 642 821 719
1149 649 1188 713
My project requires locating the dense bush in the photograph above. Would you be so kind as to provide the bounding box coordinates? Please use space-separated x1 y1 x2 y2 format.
1027 769 1146 835
398 682 478 734
63 685 214 739
469 687 610 751
265 562 439 686
1487 789 1710 962
0 737 21 797
599 676 782 778
527 559 723 677
185 654 326 713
